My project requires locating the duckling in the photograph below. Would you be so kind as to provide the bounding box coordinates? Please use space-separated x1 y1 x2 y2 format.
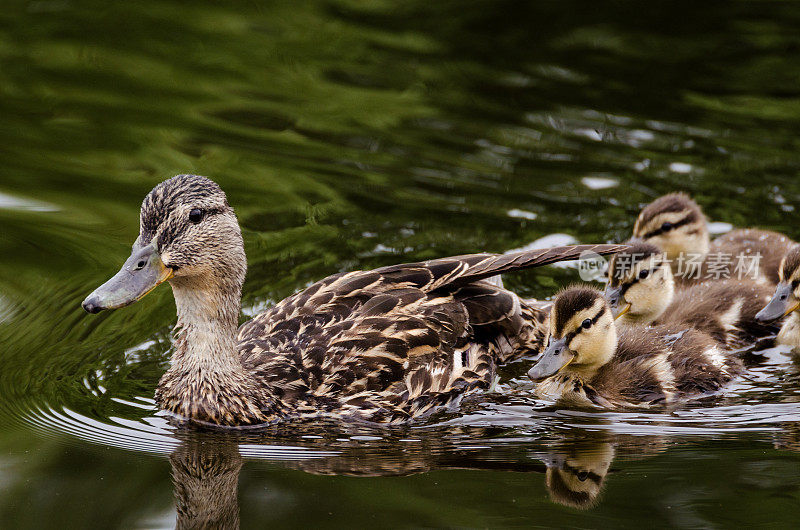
527 287 741 408
81 174 624 426
633 193 794 286
605 240 778 349
755 244 800 353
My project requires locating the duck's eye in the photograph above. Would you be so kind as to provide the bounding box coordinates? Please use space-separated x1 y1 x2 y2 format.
577 471 589 481
661 221 673 231
639 269 650 279
189 209 204 224
581 318 592 329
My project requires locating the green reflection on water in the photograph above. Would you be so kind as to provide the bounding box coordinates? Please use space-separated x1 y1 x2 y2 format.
2 0 800 527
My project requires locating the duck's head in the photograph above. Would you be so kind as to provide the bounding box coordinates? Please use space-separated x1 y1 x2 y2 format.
632 192 709 263
603 240 674 324
82 175 245 315
528 287 616 382
756 245 800 323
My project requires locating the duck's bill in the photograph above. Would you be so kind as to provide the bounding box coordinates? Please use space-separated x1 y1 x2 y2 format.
603 286 630 320
528 338 575 382
81 242 173 314
755 282 800 322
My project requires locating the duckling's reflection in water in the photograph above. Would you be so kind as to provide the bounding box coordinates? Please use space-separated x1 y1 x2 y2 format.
536 432 670 510
542 441 615 509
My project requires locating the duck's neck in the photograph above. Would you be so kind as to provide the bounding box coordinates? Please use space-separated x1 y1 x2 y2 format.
156 277 281 425
171 278 242 372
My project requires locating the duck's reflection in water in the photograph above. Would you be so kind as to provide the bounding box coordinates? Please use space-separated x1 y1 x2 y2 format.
167 422 670 527
171 438 243 530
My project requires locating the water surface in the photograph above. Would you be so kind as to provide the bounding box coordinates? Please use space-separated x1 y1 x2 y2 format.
2 1 800 527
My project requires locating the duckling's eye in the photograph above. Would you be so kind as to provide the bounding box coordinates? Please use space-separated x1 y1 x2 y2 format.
577 471 589 481
661 221 673 231
189 209 204 224
581 318 592 330
639 269 650 279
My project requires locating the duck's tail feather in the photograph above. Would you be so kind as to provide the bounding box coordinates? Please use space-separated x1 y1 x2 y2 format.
376 244 627 293
445 244 627 288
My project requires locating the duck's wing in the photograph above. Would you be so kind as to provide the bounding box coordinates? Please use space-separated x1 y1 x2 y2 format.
238 243 623 344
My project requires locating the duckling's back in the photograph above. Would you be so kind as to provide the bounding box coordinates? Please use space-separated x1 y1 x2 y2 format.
710 229 795 285
658 279 778 349
592 325 741 406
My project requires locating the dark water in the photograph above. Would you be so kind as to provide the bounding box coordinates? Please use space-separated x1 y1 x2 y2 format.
3 0 800 527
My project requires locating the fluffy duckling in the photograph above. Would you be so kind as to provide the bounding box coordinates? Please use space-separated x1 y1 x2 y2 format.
756 244 800 353
633 193 794 286
81 174 624 426
605 240 777 349
527 287 742 408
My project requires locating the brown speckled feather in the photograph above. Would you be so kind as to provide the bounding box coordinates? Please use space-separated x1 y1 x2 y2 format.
236 245 623 423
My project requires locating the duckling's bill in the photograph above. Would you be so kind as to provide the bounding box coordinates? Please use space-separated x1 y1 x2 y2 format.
528 337 574 381
82 241 174 313
603 286 630 320
756 282 800 322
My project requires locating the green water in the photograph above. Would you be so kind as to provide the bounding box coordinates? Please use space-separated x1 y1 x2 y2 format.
2 1 800 527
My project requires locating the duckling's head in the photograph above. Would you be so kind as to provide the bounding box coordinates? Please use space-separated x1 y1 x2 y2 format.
603 240 674 324
756 244 800 323
632 193 709 263
82 175 245 316
528 287 616 382
544 442 614 509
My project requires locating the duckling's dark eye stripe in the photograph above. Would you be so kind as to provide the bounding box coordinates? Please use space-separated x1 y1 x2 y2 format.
565 309 604 344
561 462 603 485
617 262 662 297
642 216 693 239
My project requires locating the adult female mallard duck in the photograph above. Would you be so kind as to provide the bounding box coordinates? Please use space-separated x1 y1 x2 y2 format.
81 174 624 426
527 287 742 408
604 240 778 349
756 244 800 353
632 193 794 286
